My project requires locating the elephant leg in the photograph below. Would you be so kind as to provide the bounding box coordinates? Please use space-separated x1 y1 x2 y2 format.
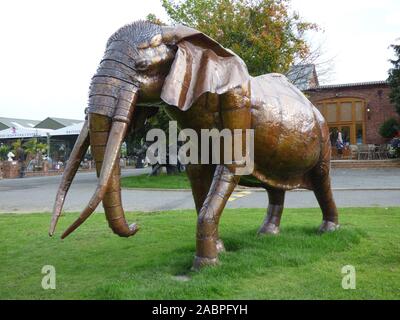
310 161 339 233
193 165 239 270
186 164 225 252
258 187 285 235
186 164 215 212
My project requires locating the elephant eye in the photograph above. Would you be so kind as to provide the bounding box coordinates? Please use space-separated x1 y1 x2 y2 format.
135 59 149 71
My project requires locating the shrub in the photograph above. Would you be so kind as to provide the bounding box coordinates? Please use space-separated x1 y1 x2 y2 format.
379 118 400 138
389 137 400 158
0 144 10 161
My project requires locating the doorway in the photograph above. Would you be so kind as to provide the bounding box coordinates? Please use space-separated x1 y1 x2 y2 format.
316 98 366 145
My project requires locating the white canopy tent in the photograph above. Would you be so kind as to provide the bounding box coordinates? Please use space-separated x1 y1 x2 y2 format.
0 127 53 139
51 122 84 136
0 122 84 168
0 122 84 140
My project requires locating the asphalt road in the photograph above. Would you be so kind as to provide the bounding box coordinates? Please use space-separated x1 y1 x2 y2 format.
0 167 399 213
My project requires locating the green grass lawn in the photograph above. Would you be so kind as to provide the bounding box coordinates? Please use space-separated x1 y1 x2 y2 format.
1 207 399 299
121 172 190 189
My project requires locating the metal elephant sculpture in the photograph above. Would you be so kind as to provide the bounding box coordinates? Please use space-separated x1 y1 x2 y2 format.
49 21 339 269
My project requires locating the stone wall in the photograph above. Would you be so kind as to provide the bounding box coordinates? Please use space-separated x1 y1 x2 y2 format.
0 161 21 179
0 160 101 179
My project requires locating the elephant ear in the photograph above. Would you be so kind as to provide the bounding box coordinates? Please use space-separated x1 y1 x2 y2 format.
161 25 250 111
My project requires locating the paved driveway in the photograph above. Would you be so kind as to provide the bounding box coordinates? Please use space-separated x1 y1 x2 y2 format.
0 167 399 213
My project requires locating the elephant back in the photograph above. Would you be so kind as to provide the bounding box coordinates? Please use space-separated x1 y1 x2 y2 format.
250 73 318 132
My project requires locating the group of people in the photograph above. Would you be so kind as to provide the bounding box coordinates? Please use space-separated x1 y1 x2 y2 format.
333 129 400 158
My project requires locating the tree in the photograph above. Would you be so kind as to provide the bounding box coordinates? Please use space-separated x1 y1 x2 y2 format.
146 13 165 25
23 138 48 165
161 0 319 75
388 43 400 116
11 139 22 154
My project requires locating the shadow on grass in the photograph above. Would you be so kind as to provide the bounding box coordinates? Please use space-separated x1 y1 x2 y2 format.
118 224 365 274
90 223 367 299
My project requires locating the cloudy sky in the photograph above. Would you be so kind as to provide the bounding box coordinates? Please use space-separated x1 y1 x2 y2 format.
0 0 399 120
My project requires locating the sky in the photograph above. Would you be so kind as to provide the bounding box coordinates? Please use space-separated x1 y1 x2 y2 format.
0 0 399 120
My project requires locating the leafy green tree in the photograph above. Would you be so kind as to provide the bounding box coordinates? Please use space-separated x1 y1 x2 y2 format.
146 13 165 25
11 139 22 154
23 138 48 162
161 0 318 75
388 43 400 116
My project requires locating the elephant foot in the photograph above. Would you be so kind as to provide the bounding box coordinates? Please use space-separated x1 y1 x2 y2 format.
258 223 280 235
192 256 219 271
318 220 340 233
216 239 225 253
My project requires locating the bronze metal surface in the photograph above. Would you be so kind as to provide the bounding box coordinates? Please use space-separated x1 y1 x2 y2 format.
49 120 90 236
51 21 339 269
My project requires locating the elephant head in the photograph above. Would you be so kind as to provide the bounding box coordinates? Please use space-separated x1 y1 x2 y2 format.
49 21 249 239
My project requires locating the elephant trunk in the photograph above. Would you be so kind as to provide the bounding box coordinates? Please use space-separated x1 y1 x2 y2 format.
61 67 140 239
85 114 138 238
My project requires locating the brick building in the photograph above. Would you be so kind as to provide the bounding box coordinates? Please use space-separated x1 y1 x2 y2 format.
304 81 400 145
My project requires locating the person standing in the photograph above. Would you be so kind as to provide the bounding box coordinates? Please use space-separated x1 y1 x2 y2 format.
16 147 26 178
336 131 344 159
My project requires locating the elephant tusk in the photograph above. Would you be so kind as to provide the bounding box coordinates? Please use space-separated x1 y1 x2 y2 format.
49 120 90 236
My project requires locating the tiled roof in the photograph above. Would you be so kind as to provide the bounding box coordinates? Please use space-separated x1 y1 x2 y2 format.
305 80 389 90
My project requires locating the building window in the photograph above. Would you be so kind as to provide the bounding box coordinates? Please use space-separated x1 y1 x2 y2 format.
316 98 365 145
326 103 337 122
355 102 363 122
340 102 352 121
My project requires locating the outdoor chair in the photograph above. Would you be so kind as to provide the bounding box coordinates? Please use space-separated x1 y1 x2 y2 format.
377 144 389 159
368 144 377 159
349 145 358 159
358 144 370 160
